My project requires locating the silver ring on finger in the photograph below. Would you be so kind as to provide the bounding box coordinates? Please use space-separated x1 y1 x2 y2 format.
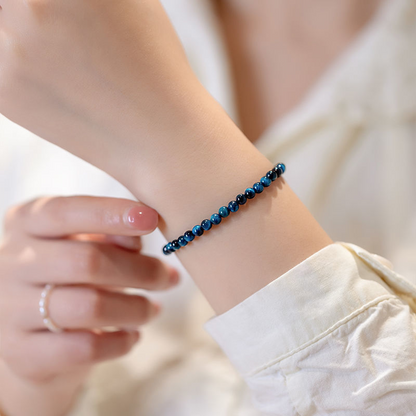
39 284 64 333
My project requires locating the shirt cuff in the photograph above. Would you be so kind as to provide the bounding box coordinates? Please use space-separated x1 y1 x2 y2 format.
204 242 398 376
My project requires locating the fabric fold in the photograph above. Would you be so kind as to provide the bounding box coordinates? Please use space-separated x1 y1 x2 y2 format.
204 242 408 376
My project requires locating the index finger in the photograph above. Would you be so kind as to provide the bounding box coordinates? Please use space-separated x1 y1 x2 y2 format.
5 196 159 238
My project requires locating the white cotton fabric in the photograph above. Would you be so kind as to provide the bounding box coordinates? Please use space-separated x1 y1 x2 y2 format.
0 0 415 414
205 242 416 415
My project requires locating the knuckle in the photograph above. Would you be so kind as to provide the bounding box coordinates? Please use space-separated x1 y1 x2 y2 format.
3 197 47 232
40 197 66 226
3 204 25 229
92 205 117 228
28 197 66 232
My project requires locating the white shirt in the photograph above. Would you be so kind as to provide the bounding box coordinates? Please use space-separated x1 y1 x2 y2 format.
0 0 415 414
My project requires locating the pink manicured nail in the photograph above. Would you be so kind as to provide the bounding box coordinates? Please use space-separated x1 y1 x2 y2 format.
125 206 158 231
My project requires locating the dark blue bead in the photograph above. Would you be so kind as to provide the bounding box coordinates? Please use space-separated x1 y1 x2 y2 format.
166 242 174 252
178 236 188 247
219 206 230 218
253 182 264 193
192 225 204 237
277 163 286 173
245 188 256 199
261 176 272 187
266 170 277 181
184 230 195 242
236 193 247 205
228 201 239 213
273 165 282 177
163 245 172 255
210 213 222 225
171 240 181 250
201 219 212 231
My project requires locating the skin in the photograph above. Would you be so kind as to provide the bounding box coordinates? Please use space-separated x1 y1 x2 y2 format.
0 196 179 415
0 0 332 313
0 0 382 414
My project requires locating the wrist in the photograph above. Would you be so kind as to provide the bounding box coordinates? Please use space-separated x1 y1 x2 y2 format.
80 83 332 315
119 101 332 314
118 88 272 238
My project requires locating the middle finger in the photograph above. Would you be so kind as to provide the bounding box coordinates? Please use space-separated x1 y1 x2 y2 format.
15 238 179 290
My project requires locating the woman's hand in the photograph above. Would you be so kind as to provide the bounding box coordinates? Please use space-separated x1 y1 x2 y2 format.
0 0 251 214
0 195 179 416
0 0 331 320
0 0 203 178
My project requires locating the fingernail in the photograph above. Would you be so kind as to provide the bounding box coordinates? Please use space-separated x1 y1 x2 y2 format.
125 206 158 231
151 303 162 318
128 330 141 343
168 267 180 286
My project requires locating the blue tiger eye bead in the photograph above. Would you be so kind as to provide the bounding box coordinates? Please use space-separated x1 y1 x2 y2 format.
261 176 272 187
178 236 188 247
184 230 195 242
236 193 247 205
228 201 239 213
192 225 204 237
245 188 256 199
163 245 172 255
171 240 181 250
201 219 212 231
277 163 286 173
253 182 264 193
219 206 230 218
210 213 222 225
273 165 282 177
266 170 277 181
166 242 174 252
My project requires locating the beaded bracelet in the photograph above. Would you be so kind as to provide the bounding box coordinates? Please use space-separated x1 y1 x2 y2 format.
162 163 286 255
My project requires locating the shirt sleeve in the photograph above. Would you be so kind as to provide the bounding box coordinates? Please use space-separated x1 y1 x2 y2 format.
204 242 416 416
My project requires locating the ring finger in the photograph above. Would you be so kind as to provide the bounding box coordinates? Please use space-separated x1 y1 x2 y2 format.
15 284 161 331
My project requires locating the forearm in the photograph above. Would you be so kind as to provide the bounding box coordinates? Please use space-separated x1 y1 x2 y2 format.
0 360 87 416
0 0 331 315
108 84 333 315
